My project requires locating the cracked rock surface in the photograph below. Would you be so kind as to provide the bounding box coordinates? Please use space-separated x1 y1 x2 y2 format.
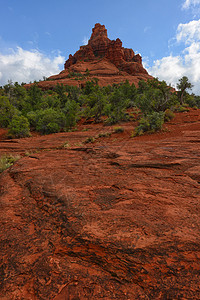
0 109 200 299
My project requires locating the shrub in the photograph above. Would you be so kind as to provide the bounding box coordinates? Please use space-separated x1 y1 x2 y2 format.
136 79 177 114
0 154 20 173
8 115 30 138
83 90 107 123
84 136 96 143
44 122 60 134
98 132 111 138
26 111 38 128
62 141 70 148
173 105 189 112
27 84 42 109
164 109 175 122
82 127 89 132
133 112 164 136
63 99 79 130
193 96 200 108
83 81 97 95
35 108 65 134
106 89 129 124
185 94 200 108
113 126 124 133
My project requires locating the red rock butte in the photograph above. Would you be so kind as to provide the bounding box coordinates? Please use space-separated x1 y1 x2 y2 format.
28 23 153 89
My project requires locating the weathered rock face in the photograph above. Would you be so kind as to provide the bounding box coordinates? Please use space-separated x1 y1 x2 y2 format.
64 23 148 76
0 109 200 299
88 23 110 58
25 23 152 90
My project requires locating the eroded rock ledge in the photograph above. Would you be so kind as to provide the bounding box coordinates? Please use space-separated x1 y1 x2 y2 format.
64 23 147 76
26 23 152 90
0 109 199 299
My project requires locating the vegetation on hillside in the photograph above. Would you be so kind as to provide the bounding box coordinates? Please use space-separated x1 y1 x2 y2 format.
0 77 199 138
0 154 20 173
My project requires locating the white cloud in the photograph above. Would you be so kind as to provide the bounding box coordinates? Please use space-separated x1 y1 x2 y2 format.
0 47 65 86
147 19 200 95
182 0 200 9
82 37 89 45
176 19 200 44
148 55 184 84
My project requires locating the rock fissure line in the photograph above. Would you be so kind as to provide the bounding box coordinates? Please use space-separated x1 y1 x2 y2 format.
0 109 200 299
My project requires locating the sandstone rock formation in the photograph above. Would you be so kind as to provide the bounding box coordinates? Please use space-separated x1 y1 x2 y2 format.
26 23 152 89
64 23 147 76
0 109 200 299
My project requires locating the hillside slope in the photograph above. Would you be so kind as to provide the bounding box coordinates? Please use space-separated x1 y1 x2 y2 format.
0 109 200 299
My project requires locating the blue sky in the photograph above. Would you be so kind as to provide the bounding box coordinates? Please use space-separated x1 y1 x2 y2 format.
1 0 200 93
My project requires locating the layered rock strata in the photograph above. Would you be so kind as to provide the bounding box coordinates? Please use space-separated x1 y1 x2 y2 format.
0 109 200 299
64 23 147 76
26 23 152 89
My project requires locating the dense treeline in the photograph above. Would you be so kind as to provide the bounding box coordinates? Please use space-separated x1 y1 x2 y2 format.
0 76 199 138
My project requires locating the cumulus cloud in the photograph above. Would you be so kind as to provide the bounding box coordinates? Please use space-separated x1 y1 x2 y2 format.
0 47 65 86
176 19 200 44
148 55 185 84
182 0 200 9
147 18 200 95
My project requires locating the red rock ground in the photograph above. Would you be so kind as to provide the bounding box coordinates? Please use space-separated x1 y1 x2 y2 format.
0 109 200 299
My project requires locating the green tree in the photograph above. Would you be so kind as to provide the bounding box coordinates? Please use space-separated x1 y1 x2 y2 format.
137 80 149 94
26 111 38 129
27 84 42 109
62 99 79 129
177 76 193 104
37 94 61 110
83 81 97 95
117 80 137 107
136 79 175 114
35 108 65 134
148 78 173 109
8 115 30 138
54 83 68 107
3 80 14 101
83 89 107 122
0 96 18 127
67 85 81 103
135 88 162 115
106 88 129 124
